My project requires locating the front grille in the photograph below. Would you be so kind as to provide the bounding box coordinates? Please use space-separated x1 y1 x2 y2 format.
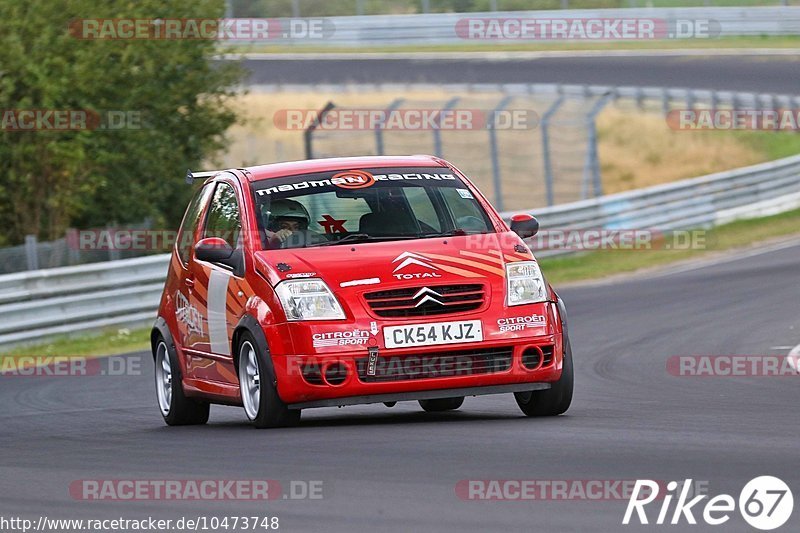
355 347 512 383
364 284 485 318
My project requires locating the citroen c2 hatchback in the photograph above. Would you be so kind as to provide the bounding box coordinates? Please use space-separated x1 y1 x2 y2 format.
151 155 573 428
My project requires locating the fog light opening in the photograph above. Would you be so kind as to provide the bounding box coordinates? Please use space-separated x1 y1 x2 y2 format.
323 362 348 386
521 346 544 371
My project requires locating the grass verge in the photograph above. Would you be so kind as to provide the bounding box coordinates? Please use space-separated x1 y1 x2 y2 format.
539 207 800 284
1 327 151 360
224 36 800 55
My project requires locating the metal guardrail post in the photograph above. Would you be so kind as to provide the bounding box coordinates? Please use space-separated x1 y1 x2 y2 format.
582 92 614 200
794 97 800 134
488 95 513 211
24 235 38 271
304 101 335 160
375 98 405 156
433 97 460 158
108 225 121 261
662 88 671 115
541 92 566 207
66 229 80 265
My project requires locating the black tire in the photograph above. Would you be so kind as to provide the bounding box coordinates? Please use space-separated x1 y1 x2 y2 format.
237 331 301 429
153 336 209 426
419 397 465 412
515 339 573 417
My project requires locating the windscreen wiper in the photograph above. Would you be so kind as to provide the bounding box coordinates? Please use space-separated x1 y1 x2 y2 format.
307 233 416 247
417 228 469 238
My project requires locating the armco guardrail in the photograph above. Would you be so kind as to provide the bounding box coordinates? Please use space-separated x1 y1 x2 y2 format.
503 154 800 256
0 255 169 346
0 154 799 347
226 7 800 47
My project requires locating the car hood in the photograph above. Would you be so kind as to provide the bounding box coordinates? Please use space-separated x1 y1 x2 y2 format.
254 232 533 290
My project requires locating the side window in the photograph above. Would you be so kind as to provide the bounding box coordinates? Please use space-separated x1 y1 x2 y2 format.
204 183 241 248
404 187 442 232
177 185 211 265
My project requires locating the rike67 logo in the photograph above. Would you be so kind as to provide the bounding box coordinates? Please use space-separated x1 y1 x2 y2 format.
624 476 794 530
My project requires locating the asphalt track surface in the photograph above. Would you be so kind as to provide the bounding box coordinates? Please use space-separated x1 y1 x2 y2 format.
241 54 800 93
1 239 798 532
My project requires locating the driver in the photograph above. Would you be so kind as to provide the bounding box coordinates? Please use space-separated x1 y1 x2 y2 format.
265 199 313 247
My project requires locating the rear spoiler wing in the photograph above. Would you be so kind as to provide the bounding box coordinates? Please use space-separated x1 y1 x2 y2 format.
185 169 224 184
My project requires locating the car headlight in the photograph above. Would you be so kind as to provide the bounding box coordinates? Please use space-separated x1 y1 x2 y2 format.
275 278 346 321
506 261 548 306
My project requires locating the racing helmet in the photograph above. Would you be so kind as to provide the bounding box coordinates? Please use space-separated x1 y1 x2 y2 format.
266 199 311 231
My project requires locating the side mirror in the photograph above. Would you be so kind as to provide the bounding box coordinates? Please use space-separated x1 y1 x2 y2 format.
510 214 539 238
195 237 234 263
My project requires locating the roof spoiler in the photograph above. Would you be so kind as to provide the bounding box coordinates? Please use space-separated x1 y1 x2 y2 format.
185 169 223 184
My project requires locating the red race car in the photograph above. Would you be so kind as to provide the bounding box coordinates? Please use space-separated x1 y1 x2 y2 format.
151 155 573 428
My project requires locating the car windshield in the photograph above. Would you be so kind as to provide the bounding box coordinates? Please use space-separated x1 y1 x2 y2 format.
251 166 494 249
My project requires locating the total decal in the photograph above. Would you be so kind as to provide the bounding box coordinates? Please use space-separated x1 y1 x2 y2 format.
497 314 546 333
175 291 203 336
392 251 443 280
623 476 794 530
256 170 457 196
312 329 371 348
390 251 503 280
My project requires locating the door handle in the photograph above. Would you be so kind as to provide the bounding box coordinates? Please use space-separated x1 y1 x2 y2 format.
184 278 195 288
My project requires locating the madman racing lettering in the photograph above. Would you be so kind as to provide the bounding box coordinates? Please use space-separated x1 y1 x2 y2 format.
256 172 457 196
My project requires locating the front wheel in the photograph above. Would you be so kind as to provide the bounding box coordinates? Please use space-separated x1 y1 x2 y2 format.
154 337 209 426
419 397 464 412
237 332 300 429
515 339 573 417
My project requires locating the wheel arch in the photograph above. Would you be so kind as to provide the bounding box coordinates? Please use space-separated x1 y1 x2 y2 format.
151 316 176 360
231 314 271 376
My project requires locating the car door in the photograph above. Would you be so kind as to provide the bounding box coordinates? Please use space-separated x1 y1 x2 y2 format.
172 183 213 355
187 180 244 381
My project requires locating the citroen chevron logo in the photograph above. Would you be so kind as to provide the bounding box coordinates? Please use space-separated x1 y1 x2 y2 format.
392 251 439 273
412 287 445 307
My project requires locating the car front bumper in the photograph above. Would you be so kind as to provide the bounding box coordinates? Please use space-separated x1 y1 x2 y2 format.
272 333 564 406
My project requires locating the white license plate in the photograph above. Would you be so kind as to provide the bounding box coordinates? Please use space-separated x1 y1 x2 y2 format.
383 320 483 349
